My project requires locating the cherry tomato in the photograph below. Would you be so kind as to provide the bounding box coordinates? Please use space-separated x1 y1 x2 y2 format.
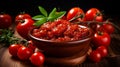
15 13 32 24
28 40 36 51
8 44 22 56
66 7 84 21
92 31 111 47
96 46 108 57
17 46 33 60
89 50 101 63
101 23 115 34
95 15 103 22
16 18 35 40
84 8 103 22
30 52 45 66
0 13 12 29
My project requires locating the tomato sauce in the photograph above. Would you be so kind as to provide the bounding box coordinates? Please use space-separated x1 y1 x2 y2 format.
32 19 89 42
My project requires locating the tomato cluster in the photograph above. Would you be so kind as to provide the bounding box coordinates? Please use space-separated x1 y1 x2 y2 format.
66 7 115 63
8 40 45 66
66 7 103 22
0 11 45 66
0 12 35 40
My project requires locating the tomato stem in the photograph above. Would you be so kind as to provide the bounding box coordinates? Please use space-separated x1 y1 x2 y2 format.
16 20 25 23
19 11 26 14
97 31 103 36
93 12 102 21
69 13 84 22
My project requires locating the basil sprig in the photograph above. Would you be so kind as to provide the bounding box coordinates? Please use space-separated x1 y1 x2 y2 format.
32 6 66 27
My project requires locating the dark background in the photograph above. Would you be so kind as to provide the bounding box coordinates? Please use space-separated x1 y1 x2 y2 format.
0 0 119 20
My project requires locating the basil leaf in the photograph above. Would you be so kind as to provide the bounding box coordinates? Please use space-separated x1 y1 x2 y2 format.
47 16 56 21
32 6 66 27
48 8 57 17
48 11 66 21
55 11 66 19
38 6 48 17
33 18 47 27
32 15 45 20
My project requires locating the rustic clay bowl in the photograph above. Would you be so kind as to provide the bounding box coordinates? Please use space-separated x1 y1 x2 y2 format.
28 25 93 58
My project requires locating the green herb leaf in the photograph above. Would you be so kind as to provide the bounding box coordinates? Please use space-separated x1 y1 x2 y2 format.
32 15 45 20
55 11 66 19
38 6 48 17
33 18 47 27
48 11 66 21
48 8 57 17
0 29 19 46
47 16 56 21
33 6 66 27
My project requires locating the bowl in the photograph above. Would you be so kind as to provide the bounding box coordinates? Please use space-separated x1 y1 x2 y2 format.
28 25 93 58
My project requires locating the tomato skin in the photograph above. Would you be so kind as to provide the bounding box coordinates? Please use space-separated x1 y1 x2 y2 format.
16 18 35 40
96 46 108 57
92 31 111 47
101 23 115 34
89 50 101 63
84 8 103 22
8 44 22 56
28 40 36 51
95 15 103 22
15 13 32 24
17 46 33 60
0 14 12 29
66 7 84 21
30 52 45 66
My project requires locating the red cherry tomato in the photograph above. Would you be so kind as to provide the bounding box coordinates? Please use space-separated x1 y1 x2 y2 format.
66 7 84 21
15 13 32 24
0 13 12 29
84 8 103 22
92 31 111 47
90 24 105 33
28 40 36 51
96 46 108 57
16 18 35 40
8 44 22 56
101 23 115 34
30 52 45 66
95 15 103 22
89 50 101 63
17 46 33 60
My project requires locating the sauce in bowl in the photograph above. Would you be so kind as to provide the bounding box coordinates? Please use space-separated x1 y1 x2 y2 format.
32 19 89 42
